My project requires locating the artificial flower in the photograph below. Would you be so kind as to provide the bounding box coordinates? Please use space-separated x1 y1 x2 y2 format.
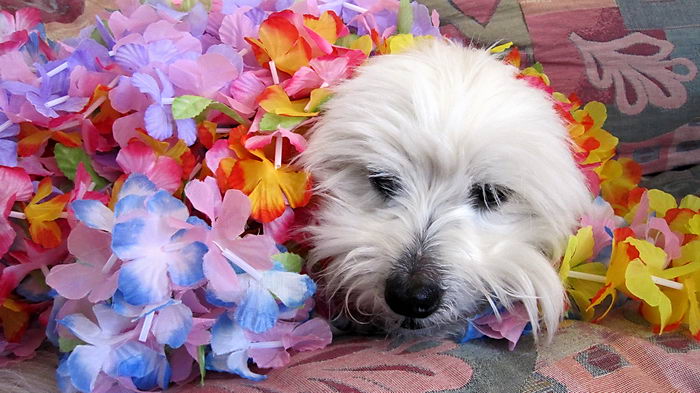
559 226 606 321
225 150 312 223
131 69 198 145
112 178 208 306
0 166 32 256
245 10 312 75
24 177 71 248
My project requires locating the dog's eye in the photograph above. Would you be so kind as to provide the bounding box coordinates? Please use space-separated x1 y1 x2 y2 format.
368 171 400 199
469 183 509 210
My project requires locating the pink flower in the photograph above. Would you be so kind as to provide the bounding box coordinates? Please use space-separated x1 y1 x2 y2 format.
116 140 183 192
0 166 33 257
46 224 119 302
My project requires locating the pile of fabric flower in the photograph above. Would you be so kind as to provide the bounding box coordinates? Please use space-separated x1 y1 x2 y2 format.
0 0 442 392
0 0 698 392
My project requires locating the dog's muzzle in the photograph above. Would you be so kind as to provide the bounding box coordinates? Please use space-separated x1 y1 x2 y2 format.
384 273 443 319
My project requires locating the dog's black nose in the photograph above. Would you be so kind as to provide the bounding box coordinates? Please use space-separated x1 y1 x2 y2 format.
384 274 443 318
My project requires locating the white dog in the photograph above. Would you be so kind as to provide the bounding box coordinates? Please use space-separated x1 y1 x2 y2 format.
301 40 591 341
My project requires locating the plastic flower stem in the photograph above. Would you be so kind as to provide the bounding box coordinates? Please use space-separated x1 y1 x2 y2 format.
162 98 175 105
215 128 231 134
269 61 280 85
139 312 155 342
238 48 249 57
343 2 368 13
567 270 684 290
274 135 283 169
0 120 12 133
212 241 263 281
45 95 70 108
102 253 118 273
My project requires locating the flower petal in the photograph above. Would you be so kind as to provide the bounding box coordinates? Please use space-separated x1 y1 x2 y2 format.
71 200 114 232
118 257 170 306
152 302 192 349
59 314 102 344
166 241 207 287
144 104 173 140
67 344 109 392
235 279 279 333
206 350 266 381
211 312 249 355
185 177 222 222
261 271 315 308
203 250 242 303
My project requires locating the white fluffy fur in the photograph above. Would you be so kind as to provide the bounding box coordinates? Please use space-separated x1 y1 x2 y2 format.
301 40 591 340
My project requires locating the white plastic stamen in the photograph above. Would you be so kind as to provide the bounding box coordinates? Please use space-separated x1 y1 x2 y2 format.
269 60 280 85
188 163 202 181
102 253 118 273
0 119 12 134
139 312 155 342
161 97 175 105
274 134 283 169
9 211 69 219
213 241 263 281
342 2 368 13
46 62 69 77
249 341 284 349
8 211 26 219
567 270 683 290
45 95 70 108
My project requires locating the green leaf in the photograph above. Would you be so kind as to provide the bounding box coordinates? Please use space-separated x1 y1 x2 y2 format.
198 345 207 385
54 144 109 190
259 113 305 131
172 95 212 120
532 62 544 73
336 34 360 48
272 252 304 273
58 337 83 353
208 102 251 126
397 0 414 34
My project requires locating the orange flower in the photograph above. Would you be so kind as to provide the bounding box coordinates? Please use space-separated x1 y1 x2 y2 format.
24 178 70 248
225 151 311 223
18 123 81 157
258 85 320 117
569 102 618 166
0 298 30 342
303 10 348 56
598 158 643 218
245 11 312 75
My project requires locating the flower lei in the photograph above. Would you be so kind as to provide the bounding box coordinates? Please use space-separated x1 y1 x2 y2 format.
0 1 697 392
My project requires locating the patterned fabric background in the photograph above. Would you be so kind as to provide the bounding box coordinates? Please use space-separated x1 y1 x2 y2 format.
420 0 700 178
176 305 700 393
2 1 699 392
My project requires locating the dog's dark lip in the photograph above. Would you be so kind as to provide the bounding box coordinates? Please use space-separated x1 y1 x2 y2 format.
401 318 425 330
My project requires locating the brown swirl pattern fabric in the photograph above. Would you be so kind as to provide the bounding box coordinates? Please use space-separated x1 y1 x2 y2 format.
179 307 700 393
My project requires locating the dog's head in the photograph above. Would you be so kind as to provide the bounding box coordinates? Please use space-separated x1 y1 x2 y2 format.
300 41 591 339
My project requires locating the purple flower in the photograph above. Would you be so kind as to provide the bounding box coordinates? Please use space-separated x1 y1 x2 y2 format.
0 111 18 166
130 69 198 145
